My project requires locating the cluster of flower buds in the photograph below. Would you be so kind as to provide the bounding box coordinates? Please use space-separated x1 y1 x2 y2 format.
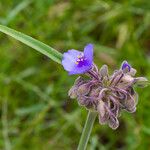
68 62 148 129
62 44 148 129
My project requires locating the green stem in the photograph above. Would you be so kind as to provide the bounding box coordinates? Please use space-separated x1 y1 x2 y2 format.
77 111 97 150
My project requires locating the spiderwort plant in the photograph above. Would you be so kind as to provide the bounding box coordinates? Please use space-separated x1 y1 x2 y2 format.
0 25 148 150
62 44 148 149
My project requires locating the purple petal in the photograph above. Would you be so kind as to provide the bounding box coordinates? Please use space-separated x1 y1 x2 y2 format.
62 50 81 71
121 61 131 71
69 64 92 75
84 43 93 64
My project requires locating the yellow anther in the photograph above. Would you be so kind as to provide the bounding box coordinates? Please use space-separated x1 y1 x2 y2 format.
75 62 79 65
77 55 81 58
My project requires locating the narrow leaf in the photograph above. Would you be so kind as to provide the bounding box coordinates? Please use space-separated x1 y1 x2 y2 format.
0 25 62 64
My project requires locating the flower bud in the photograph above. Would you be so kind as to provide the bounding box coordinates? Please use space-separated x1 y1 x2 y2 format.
68 86 78 99
68 60 148 129
77 83 92 96
97 100 108 125
108 116 119 130
134 77 149 88
99 65 108 78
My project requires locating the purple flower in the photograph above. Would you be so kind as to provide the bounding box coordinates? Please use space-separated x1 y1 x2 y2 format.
121 61 131 71
62 44 93 75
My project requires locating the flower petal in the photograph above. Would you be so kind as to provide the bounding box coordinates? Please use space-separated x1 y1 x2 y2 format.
84 43 93 64
121 60 131 72
62 49 81 71
69 64 92 75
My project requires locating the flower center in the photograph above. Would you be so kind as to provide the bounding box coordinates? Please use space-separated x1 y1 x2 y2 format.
75 53 87 65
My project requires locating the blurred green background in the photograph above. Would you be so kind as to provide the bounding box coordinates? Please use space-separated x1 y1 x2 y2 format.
0 0 150 150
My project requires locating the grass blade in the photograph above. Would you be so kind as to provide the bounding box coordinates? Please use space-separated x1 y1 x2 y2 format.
0 25 62 64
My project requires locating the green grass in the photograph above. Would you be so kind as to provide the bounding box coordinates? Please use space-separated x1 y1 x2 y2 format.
0 0 150 149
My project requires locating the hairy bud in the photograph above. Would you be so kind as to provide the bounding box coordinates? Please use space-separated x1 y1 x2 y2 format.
68 61 148 129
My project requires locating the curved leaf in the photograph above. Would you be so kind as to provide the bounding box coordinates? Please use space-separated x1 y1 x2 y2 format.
0 25 62 64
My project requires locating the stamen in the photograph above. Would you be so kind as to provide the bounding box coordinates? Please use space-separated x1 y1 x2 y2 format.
75 62 79 65
75 53 86 65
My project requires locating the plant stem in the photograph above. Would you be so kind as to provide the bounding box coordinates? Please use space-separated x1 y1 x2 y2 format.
77 111 97 150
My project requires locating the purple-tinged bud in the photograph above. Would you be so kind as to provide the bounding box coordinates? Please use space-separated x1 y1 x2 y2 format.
119 87 138 113
108 116 119 130
77 82 92 96
97 100 109 125
134 77 149 88
99 65 109 78
68 77 85 99
68 86 78 99
121 61 131 72
68 59 148 130
124 96 137 113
